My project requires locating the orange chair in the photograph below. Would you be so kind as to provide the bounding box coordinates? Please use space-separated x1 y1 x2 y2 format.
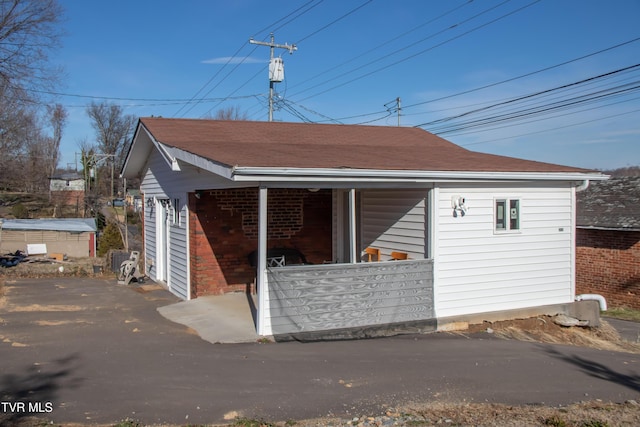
364 247 380 262
390 251 408 261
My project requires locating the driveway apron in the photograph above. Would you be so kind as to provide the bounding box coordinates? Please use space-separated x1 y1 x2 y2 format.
1 278 639 426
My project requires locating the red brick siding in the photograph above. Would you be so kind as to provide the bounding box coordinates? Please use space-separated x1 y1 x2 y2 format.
189 188 332 298
50 190 84 207
576 228 640 309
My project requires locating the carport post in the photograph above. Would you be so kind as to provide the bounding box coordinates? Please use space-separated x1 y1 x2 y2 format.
349 188 357 263
256 187 269 335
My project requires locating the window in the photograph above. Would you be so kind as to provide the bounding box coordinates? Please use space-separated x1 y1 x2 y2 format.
495 198 520 232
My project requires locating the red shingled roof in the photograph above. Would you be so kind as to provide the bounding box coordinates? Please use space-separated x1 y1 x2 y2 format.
139 117 590 173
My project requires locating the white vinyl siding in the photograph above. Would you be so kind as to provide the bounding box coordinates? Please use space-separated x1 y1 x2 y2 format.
141 151 167 283
360 189 427 260
140 150 192 299
434 183 574 318
168 199 189 299
141 149 250 300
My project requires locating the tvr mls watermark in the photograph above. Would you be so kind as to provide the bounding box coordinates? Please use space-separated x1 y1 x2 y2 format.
1 401 53 413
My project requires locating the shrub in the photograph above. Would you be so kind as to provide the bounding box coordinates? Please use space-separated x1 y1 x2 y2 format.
11 203 29 218
126 209 140 225
98 222 124 257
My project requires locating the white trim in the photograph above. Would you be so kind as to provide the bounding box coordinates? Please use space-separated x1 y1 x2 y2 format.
185 197 192 301
257 187 270 336
348 189 357 263
571 186 577 302
430 186 440 316
139 125 180 173
163 145 234 179
493 197 522 234
155 199 167 282
231 167 607 183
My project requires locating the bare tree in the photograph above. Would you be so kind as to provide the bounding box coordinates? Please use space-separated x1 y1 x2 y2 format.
24 131 49 193
209 105 248 121
43 103 66 177
86 101 135 197
0 0 64 90
86 101 136 160
0 82 41 190
0 0 64 193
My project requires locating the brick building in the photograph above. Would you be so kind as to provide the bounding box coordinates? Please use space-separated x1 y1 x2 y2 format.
49 173 85 208
576 177 640 309
122 118 605 339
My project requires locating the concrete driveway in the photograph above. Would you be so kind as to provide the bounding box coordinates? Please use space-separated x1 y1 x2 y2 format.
1 277 640 426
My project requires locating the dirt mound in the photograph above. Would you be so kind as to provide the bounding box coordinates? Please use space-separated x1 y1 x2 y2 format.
0 256 107 278
466 315 640 353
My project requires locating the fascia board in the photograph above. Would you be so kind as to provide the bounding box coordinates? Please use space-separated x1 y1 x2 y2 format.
230 167 608 183
153 141 180 172
121 122 151 178
162 146 234 180
121 124 180 177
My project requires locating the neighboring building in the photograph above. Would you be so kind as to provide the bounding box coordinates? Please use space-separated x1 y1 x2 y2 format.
49 173 85 208
0 218 97 257
121 118 606 340
125 189 142 212
576 177 640 309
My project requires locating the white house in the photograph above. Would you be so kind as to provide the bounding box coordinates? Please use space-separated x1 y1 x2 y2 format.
121 118 606 340
48 172 85 208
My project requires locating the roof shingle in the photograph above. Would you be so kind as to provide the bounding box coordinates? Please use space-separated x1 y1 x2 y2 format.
577 177 640 230
139 118 592 174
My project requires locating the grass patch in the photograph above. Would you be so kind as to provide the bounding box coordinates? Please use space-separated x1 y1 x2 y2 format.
603 307 640 322
232 418 275 427
112 419 143 427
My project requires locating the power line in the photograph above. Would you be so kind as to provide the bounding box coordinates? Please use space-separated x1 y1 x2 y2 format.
417 63 640 129
432 83 640 135
174 0 321 119
200 66 266 118
294 0 374 45
172 42 251 117
202 0 375 121
259 0 324 38
293 0 541 102
316 36 640 125
287 0 473 94
458 106 640 147
403 36 640 111
281 98 343 124
291 0 514 99
445 94 640 139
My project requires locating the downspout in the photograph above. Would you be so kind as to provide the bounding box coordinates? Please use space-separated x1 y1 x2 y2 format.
575 179 590 192
575 294 607 311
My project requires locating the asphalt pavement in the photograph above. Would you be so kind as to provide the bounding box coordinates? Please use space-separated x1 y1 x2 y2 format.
1 278 639 426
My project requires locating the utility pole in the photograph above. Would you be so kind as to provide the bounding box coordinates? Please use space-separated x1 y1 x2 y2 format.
249 33 297 122
384 97 402 126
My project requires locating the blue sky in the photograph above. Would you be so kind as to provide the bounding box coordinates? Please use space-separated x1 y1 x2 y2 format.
55 0 639 171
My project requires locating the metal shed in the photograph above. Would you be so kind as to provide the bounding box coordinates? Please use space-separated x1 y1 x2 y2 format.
0 218 97 258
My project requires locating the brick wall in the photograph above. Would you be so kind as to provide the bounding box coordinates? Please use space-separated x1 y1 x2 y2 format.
189 188 332 298
576 228 640 309
50 190 84 207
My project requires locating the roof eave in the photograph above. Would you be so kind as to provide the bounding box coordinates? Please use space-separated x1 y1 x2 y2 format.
121 122 183 179
163 146 234 180
577 225 640 232
230 167 608 183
